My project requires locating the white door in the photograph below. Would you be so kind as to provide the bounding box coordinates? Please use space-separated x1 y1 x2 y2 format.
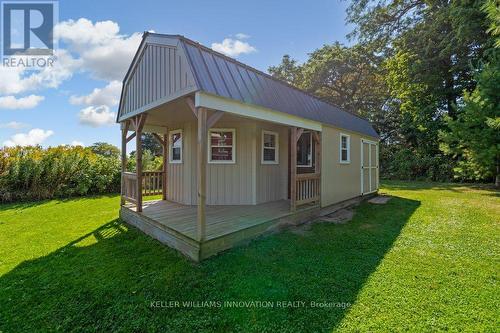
361 140 378 195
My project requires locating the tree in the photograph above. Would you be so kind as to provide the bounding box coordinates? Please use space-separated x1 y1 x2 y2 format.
268 55 303 86
440 51 500 185
89 142 120 159
142 133 162 156
268 43 392 140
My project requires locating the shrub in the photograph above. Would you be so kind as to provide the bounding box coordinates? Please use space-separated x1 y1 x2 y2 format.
380 145 455 182
0 145 121 202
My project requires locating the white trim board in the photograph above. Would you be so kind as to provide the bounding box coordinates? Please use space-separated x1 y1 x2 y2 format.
195 91 322 132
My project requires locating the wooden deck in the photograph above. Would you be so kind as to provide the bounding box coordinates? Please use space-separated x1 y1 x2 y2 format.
120 199 320 261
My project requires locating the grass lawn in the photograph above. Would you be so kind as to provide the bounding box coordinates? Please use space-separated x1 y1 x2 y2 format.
0 181 498 332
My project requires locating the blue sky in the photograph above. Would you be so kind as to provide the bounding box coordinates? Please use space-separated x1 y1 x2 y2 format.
0 0 351 148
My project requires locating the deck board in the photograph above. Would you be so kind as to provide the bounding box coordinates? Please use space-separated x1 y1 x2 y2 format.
126 199 296 240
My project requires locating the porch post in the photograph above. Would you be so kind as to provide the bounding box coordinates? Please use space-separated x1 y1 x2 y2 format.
314 131 321 204
162 133 168 200
290 127 297 211
134 114 147 212
136 124 143 212
197 107 207 242
120 121 129 206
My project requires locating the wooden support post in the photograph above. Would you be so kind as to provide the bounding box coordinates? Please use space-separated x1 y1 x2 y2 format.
162 133 168 200
120 121 129 205
135 114 147 212
290 127 298 211
315 131 321 204
197 107 207 242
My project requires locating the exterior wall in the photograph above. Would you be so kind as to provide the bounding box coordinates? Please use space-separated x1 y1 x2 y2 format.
167 116 257 205
167 122 194 204
255 121 289 204
120 41 197 119
321 125 379 207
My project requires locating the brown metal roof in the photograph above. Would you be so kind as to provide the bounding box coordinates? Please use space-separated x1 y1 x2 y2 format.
120 33 379 138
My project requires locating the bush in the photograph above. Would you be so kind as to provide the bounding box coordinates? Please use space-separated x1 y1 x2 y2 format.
380 145 455 182
0 145 121 202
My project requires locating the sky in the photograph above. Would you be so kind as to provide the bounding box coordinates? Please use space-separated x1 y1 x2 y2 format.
0 0 352 148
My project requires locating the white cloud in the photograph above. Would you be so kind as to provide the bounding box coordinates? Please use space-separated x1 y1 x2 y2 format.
0 121 29 129
0 95 45 109
70 140 85 146
0 49 81 95
211 36 256 57
70 80 122 107
3 128 54 147
55 18 142 81
235 33 250 39
78 105 116 127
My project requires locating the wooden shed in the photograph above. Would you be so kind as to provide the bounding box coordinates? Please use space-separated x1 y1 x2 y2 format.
117 33 379 261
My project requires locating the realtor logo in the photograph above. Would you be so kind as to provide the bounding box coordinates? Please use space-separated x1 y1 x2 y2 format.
1 0 58 68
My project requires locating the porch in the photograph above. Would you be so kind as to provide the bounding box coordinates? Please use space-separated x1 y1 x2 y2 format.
120 199 320 261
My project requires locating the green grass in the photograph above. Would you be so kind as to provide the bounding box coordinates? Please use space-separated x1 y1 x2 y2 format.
0 181 498 332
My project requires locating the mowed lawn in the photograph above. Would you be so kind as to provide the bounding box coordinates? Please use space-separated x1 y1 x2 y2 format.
0 182 498 332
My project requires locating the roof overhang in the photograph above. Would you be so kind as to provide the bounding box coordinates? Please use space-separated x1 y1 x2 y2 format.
195 91 322 131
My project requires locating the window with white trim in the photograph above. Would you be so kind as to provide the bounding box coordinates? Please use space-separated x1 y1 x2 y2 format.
209 129 235 163
169 129 182 163
339 133 350 163
297 131 312 167
262 130 279 164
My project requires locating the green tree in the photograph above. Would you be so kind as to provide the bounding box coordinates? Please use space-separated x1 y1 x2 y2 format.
441 51 500 185
89 142 120 159
268 43 393 140
142 133 162 156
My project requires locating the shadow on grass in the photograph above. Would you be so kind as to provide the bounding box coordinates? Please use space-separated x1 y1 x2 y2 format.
0 196 420 332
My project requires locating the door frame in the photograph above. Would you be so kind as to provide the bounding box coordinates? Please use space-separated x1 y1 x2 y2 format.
361 139 378 195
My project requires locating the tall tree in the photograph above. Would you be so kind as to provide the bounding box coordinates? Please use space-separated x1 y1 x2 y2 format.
269 43 393 140
440 51 500 185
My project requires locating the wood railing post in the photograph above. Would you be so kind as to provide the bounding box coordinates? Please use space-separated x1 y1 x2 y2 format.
290 127 297 211
197 107 207 242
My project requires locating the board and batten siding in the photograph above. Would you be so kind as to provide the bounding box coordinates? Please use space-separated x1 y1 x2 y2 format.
320 125 379 207
165 116 256 205
120 43 197 118
255 122 289 204
167 122 194 204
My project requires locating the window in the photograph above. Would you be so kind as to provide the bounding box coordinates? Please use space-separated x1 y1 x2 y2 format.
339 133 350 163
297 131 312 167
169 129 182 163
209 129 235 163
262 130 279 164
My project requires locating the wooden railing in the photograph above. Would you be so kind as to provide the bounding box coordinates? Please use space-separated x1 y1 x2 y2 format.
295 172 321 205
122 172 138 204
142 171 164 196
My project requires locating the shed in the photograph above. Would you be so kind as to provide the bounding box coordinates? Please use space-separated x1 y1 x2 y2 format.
118 33 379 261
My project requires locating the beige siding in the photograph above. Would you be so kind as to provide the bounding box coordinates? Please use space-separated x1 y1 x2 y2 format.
167 122 194 204
255 122 289 204
168 116 257 205
120 43 196 118
321 125 379 207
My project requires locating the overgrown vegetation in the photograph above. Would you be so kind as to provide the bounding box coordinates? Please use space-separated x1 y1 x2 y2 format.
0 145 121 202
0 181 497 331
269 0 499 184
0 139 165 202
